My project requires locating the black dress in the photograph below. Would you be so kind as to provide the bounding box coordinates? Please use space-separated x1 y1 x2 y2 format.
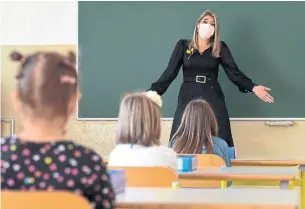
148 39 256 147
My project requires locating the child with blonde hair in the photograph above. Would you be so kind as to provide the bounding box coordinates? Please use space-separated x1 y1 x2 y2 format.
108 91 177 168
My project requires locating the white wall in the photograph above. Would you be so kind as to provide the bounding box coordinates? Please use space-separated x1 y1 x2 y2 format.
0 1 77 45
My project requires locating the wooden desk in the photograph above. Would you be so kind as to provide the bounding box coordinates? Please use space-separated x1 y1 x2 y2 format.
116 187 299 209
178 166 298 189
231 159 305 168
231 159 305 181
231 159 305 209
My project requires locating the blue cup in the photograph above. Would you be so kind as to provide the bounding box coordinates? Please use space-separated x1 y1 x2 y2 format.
177 155 198 172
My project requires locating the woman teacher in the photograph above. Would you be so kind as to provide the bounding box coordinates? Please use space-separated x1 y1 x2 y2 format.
148 10 274 147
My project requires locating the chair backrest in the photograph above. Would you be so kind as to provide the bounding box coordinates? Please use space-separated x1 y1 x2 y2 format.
196 154 226 168
178 154 226 168
2 191 92 209
109 166 178 187
178 154 226 188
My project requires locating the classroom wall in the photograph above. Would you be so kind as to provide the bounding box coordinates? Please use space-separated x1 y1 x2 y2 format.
1 2 304 159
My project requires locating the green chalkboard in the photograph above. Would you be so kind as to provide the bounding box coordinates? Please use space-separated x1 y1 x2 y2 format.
78 1 305 119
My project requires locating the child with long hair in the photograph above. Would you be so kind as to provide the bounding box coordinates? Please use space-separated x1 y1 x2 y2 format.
169 99 231 167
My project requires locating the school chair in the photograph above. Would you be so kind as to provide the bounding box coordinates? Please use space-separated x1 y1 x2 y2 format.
108 166 178 187
178 154 227 188
178 154 226 168
196 154 227 169
2 191 92 209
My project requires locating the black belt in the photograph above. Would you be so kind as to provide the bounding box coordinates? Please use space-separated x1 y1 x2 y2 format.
183 76 217 84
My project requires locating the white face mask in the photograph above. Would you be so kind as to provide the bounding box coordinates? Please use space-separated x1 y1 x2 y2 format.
198 23 215 40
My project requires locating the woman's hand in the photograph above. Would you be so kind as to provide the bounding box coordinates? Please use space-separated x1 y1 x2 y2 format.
142 91 163 107
253 85 274 103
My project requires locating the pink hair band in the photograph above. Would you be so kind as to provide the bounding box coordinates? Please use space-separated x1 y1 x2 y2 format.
60 75 76 84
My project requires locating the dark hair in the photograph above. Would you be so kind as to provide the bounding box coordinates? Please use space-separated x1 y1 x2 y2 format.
10 50 78 119
170 99 218 154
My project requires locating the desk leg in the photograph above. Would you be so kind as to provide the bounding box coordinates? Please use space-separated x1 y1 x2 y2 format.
220 180 227 189
300 166 305 209
280 180 294 190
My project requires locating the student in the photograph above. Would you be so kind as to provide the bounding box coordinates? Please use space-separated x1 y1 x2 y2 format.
169 99 231 167
1 51 115 209
108 92 177 168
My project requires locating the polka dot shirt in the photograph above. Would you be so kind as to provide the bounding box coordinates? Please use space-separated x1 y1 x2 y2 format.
1 137 115 209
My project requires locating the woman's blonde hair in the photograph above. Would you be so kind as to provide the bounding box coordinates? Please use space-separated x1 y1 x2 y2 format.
116 92 161 147
189 10 221 58
170 99 218 154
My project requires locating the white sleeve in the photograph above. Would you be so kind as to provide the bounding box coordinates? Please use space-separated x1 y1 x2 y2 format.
166 149 177 169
